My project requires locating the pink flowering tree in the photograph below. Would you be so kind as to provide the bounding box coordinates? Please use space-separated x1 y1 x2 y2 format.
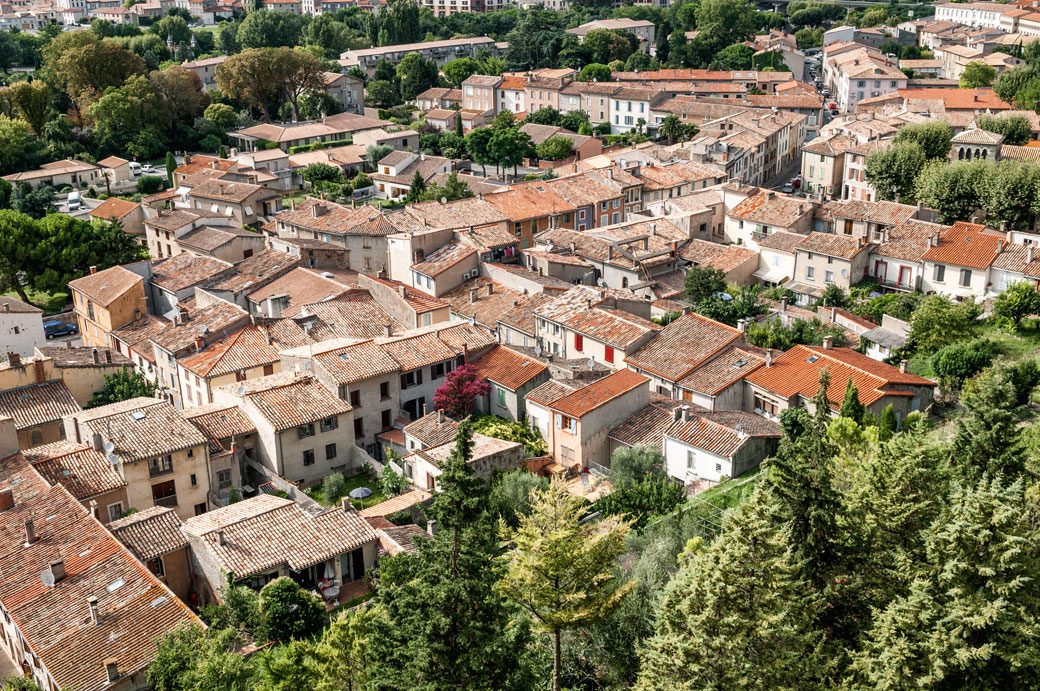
433 364 489 417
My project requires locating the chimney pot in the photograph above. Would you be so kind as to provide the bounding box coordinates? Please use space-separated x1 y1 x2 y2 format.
0 489 12 512
1029 247 1035 264
89 266 97 275
899 360 908 373
398 286 406 298
24 518 36 545
7 352 19 369
49 559 65 583
342 496 352 513
672 407 681 422
780 297 788 311
823 335 833 349
216 529 225 546
765 351 772 367
737 318 747 332
88 596 100 625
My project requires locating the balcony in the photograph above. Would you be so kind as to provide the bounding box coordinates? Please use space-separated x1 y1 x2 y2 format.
153 495 178 509
148 462 173 479
863 274 920 293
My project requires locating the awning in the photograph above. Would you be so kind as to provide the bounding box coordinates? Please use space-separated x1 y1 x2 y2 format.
785 281 825 297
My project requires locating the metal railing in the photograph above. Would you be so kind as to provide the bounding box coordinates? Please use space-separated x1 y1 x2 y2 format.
153 495 178 509
148 463 173 479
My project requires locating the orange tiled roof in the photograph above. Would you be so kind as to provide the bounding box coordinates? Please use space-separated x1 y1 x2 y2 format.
107 506 187 561
24 440 126 501
921 221 1002 270
626 311 743 383
179 325 280 378
89 197 139 221
550 368 648 418
678 346 765 396
665 410 780 457
220 372 351 430
471 345 548 391
608 396 685 451
0 381 81 432
359 489 432 517
745 344 933 409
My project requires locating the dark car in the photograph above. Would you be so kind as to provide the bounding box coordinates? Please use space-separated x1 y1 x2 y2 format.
43 320 78 339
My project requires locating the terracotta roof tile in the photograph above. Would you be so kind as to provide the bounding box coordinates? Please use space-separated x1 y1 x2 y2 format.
300 295 406 339
677 346 765 395
922 221 1003 269
608 396 685 451
874 219 947 261
218 372 351 430
182 403 256 454
68 265 144 307
151 299 248 354
108 506 187 561
745 344 933 409
246 267 353 318
181 494 377 577
24 440 126 500
150 253 233 293
89 197 139 221
71 397 207 463
411 242 477 277
626 311 743 382
679 239 758 273
471 345 548 391
0 381 81 431
796 232 871 259
526 378 585 407
728 191 814 227
179 325 280 378
403 411 459 448
757 230 807 252
359 489 432 517
562 307 660 350
35 346 131 368
550 368 648 418
665 410 780 457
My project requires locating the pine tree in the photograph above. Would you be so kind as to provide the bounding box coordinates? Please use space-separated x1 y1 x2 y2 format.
839 378 864 423
164 151 176 187
406 169 426 202
851 475 1040 689
366 421 534 691
951 371 1025 480
500 477 634 691
636 489 829 691
878 404 898 441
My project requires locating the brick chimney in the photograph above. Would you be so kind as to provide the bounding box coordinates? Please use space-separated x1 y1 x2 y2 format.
24 518 36 545
6 352 19 369
33 360 45 385
88 596 100 624
89 266 97 275
104 659 118 683
49 559 65 583
0 489 12 512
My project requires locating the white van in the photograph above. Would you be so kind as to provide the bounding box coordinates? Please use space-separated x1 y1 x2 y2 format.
67 190 81 210
128 162 143 177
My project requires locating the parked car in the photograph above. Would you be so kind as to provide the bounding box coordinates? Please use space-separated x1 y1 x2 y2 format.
128 162 142 176
43 320 78 339
66 190 81 211
142 164 157 174
782 183 794 193
829 103 838 110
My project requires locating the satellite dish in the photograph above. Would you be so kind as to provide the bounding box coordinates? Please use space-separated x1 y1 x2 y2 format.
535 344 543 356
199 324 208 334
587 359 595 369
40 570 54 588
103 441 115 453
107 453 119 466
236 386 246 396
440 197 447 204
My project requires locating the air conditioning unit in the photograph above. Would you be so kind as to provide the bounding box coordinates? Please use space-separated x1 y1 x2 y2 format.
871 91 881 97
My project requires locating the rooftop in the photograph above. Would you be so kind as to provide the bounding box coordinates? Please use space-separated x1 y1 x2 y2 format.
921 221 1002 269
107 506 188 561
150 252 232 294
24 440 126 501
178 325 280 378
665 409 780 457
0 381 81 432
550 368 648 418
67 265 143 308
626 311 743 383
71 397 208 463
470 345 548 391
217 372 351 430
607 396 685 451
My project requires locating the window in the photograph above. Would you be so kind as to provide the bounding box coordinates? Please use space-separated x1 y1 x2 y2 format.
107 502 123 522
326 443 337 460
715 462 723 473
497 388 506 406
298 423 315 439
187 448 194 458
400 370 422 388
960 268 972 286
148 455 173 478
217 469 231 489
933 264 945 282
825 270 834 283
431 362 447 379
686 450 694 469
195 503 207 516
354 418 364 437
321 416 338 432
381 408 392 428
350 390 361 407
380 381 390 399
263 364 274 376
190 474 197 487
604 346 614 364
806 265 815 279
753 393 779 417
148 558 165 577
574 334 583 352
303 449 315 466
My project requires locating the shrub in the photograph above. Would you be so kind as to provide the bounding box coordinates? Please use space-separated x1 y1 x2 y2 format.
931 338 994 390
380 466 408 497
136 175 164 194
259 577 325 642
321 472 346 503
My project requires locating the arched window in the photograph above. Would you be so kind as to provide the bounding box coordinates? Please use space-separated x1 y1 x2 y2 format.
982 149 988 159
621 277 629 288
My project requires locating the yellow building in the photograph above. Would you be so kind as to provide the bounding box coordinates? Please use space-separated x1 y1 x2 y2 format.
176 325 281 408
67 264 149 349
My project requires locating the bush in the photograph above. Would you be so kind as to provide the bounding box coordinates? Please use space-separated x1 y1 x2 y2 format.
594 475 683 528
380 466 408 497
321 472 347 503
259 577 326 642
992 280 1040 332
472 415 548 456
931 338 994 391
136 175 164 194
490 469 548 527
1004 358 1040 405
609 444 665 488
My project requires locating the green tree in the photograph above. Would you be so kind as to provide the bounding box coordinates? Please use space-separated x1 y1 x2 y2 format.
0 114 38 176
236 9 308 48
304 14 358 59
259 577 326 642
365 79 400 109
893 120 953 160
149 623 258 691
9 183 53 220
259 639 320 691
977 114 1032 145
87 368 159 408
683 264 726 304
315 607 377 691
366 420 535 691
42 31 146 108
994 65 1040 108
931 338 994 391
165 151 176 188
302 162 346 184
6 80 51 137
500 477 634 691
960 60 997 88
993 280 1040 331
609 444 665 488
396 52 439 101
489 126 533 178
878 404 898 441
466 125 495 176
710 43 754 70
535 135 574 161
913 158 985 224
951 368 1026 479
524 106 561 126
442 57 481 88
636 490 828 691
980 159 1040 229
406 169 426 201
658 113 685 144
820 283 849 308
851 476 1040 689
908 294 981 353
578 62 612 82
204 102 237 130
490 468 549 527
87 75 164 158
149 14 191 45
839 379 864 424
694 0 757 50
864 141 927 201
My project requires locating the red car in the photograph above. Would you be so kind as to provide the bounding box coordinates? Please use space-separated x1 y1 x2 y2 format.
828 103 838 110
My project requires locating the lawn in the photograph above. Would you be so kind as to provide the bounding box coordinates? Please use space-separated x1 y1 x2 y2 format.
4 288 70 316
306 469 387 510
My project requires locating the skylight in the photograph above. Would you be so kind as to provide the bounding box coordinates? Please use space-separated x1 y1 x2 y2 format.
807 355 820 363
107 578 126 593
131 410 147 421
